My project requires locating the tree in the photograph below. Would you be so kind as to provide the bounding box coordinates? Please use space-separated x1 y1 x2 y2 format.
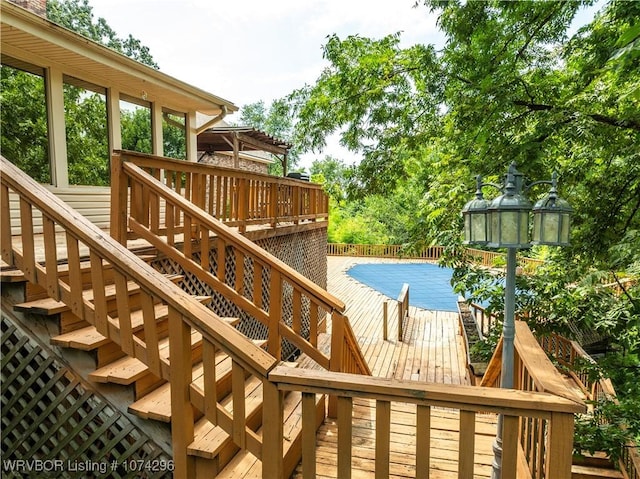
293 0 640 454
238 98 299 175
2 0 160 185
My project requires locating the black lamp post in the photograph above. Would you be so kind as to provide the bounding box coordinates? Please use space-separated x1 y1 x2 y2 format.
461 162 572 479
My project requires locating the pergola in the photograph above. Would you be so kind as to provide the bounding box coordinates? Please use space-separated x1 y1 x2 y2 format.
198 126 291 175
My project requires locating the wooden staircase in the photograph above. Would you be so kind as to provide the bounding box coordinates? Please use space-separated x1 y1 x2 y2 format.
3 248 325 477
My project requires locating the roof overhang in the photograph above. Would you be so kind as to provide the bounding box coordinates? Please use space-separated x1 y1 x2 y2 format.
0 0 238 116
198 126 291 156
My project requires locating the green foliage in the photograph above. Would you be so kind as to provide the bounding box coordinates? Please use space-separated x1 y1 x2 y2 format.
0 67 49 183
237 98 299 175
47 0 158 68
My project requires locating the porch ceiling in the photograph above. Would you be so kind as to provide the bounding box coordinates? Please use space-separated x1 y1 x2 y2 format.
0 0 238 116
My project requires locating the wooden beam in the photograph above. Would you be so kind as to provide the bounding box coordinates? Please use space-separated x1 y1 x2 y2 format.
151 102 164 157
45 67 68 187
186 111 197 162
106 87 121 155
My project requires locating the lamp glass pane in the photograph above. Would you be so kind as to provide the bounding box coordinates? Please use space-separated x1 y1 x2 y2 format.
519 211 529 244
464 214 471 242
501 211 519 245
491 210 500 244
471 213 486 243
533 213 542 243
543 212 560 244
561 213 571 244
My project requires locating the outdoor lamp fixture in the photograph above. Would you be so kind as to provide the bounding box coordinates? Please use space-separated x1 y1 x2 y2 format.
461 162 572 479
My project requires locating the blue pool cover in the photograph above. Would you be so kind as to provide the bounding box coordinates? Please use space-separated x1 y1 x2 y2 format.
347 263 458 312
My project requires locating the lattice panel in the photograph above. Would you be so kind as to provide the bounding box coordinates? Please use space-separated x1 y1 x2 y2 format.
1 316 172 479
150 227 327 361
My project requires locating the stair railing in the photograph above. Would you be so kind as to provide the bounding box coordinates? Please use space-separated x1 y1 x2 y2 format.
1 156 283 477
480 321 585 479
268 363 585 479
114 153 370 376
540 333 640 479
110 150 328 238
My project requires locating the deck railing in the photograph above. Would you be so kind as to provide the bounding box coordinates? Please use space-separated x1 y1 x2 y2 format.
327 243 545 271
480 321 585 479
111 150 328 238
2 155 587 478
540 334 640 479
1 156 282 476
269 363 584 479
115 156 370 376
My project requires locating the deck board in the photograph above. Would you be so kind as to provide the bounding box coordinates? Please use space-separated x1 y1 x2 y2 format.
299 256 498 479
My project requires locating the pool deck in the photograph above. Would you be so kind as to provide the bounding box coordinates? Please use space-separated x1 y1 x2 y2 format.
326 255 471 385
292 256 498 478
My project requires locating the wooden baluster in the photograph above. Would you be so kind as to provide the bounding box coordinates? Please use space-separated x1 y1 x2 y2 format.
141 180 150 228
416 405 431 479
238 178 248 233
0 184 13 264
262 380 284 478
200 225 210 272
110 152 128 244
458 410 475 478
168 307 195 478
183 214 192 260
207 175 215 216
501 415 519 479
309 302 318 346
270 183 278 227
216 175 223 219
292 289 302 335
202 340 217 424
114 270 134 356
43 217 59 300
150 169 160 233
232 361 246 448
185 170 192 203
293 186 300 225
301 392 316 479
235 250 245 294
65 233 83 320
141 293 160 376
268 270 282 359
132 179 143 226
217 238 226 282
89 252 108 336
166 199 175 247
253 262 263 309
375 400 391 479
337 396 353 479
222 176 229 222
18 198 36 282
545 413 574 479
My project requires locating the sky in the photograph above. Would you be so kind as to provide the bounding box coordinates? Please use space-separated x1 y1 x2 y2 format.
88 0 445 169
87 0 602 170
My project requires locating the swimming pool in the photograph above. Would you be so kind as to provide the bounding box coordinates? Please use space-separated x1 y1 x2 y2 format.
346 263 459 312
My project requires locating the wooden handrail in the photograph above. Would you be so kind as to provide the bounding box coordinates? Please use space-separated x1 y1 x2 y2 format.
116 150 328 234
1 156 280 477
120 158 344 314
117 158 371 376
270 364 584 479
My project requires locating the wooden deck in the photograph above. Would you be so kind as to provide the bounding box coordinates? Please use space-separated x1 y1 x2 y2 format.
295 256 498 479
326 256 470 385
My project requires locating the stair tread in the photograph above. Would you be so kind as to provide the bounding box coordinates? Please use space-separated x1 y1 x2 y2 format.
571 464 624 479
215 449 259 478
128 341 234 423
51 325 110 350
89 355 148 384
13 273 182 315
50 303 170 351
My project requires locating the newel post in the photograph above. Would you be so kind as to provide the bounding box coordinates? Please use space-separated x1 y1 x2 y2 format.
545 412 575 479
168 307 196 478
110 152 128 245
328 312 345 418
261 380 284 478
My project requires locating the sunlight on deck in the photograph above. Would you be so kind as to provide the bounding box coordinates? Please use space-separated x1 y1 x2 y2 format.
301 256 498 479
327 256 470 385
